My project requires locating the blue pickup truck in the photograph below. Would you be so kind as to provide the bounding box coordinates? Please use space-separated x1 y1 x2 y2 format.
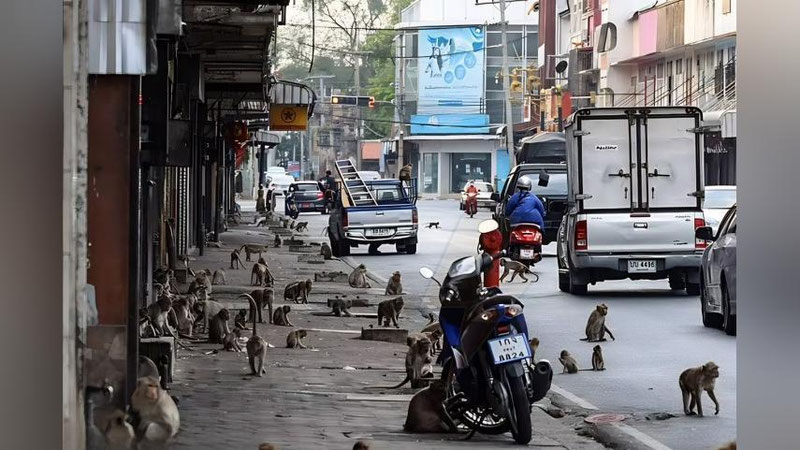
327 179 419 256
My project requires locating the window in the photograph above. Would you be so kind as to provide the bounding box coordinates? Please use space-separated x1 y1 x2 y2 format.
729 46 736 63
631 76 637 87
526 28 538 58
666 61 673 76
718 49 724 67
722 0 732 14
657 63 664 78
676 59 683 75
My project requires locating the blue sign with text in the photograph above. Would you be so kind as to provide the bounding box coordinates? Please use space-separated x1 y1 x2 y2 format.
410 114 490 135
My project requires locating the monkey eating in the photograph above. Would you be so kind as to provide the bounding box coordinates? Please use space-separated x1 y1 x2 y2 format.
385 271 403 295
331 298 353 317
130 376 180 442
403 379 457 433
272 305 294 327
425 222 440 229
679 361 720 417
581 303 615 342
187 273 212 296
230 248 246 270
286 329 309 349
240 294 268 377
234 308 249 330
208 308 231 345
222 327 244 352
377 296 404 328
591 345 605 371
348 264 371 288
558 350 579 374
211 269 227 285
245 289 274 324
239 243 268 261
499 258 538 283
390 335 434 389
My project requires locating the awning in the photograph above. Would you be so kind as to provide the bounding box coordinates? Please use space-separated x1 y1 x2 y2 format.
702 109 737 138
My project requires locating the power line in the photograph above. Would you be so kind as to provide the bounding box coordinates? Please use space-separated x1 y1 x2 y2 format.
282 22 508 32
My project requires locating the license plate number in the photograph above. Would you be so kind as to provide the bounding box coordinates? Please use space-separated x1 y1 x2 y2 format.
301 203 312 208
520 248 535 259
628 260 657 273
366 228 393 237
488 334 531 365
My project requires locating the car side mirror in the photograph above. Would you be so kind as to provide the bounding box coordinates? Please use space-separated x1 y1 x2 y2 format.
695 226 714 241
538 171 550 187
490 192 500 202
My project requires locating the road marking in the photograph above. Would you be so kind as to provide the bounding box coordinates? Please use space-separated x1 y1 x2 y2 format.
611 423 674 450
549 384 598 410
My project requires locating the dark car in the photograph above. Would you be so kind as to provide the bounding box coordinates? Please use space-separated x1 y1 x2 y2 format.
285 181 327 216
697 204 737 335
492 163 568 245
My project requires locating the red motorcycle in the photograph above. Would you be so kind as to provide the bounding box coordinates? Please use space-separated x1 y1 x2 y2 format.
465 191 479 218
508 223 543 267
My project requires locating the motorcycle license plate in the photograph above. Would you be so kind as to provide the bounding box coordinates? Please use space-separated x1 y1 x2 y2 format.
488 334 531 365
520 248 535 259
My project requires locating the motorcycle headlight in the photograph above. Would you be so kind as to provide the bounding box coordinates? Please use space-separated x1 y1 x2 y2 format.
480 310 499 321
505 305 522 317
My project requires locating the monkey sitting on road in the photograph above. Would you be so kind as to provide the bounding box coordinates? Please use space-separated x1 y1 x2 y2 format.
559 350 579 374
187 273 212 296
294 221 309 232
222 327 244 352
331 299 353 317
591 345 605 371
234 309 249 330
274 234 282 247
211 269 227 285
377 297 404 328
208 309 231 345
286 329 309 349
103 409 135 449
529 337 540 362
284 279 312 304
240 294 268 377
348 264 371 288
272 305 294 327
391 335 434 389
320 242 333 260
385 271 403 295
130 376 180 442
679 361 720 417
425 222 440 229
353 441 371 450
581 303 615 342
315 270 347 282
230 248 246 270
403 379 457 433
499 258 538 283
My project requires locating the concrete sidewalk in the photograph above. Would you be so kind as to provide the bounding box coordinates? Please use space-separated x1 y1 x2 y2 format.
166 209 605 449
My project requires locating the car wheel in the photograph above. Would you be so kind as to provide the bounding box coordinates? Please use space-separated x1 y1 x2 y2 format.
700 275 723 328
686 282 701 296
568 269 587 295
668 273 686 290
721 281 736 336
558 272 570 293
405 244 417 255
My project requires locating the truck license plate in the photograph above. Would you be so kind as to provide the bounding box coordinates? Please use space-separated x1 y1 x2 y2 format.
520 248 535 259
301 203 312 208
628 260 657 273
366 228 393 237
488 334 531 365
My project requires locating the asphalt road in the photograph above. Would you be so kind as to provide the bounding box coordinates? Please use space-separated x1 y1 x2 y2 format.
295 199 737 450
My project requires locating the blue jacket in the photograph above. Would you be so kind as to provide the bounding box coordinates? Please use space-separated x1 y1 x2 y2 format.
505 191 546 230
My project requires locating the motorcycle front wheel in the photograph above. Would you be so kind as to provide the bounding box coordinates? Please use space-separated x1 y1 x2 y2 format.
505 372 533 445
441 359 510 435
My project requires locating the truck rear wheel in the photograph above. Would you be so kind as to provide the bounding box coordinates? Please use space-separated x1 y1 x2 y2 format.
568 269 588 295
558 272 570 293
405 244 417 255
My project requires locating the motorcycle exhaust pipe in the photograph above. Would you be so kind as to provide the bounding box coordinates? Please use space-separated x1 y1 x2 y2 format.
528 359 553 403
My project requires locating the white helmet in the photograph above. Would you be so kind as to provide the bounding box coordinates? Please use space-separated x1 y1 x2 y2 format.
517 175 533 191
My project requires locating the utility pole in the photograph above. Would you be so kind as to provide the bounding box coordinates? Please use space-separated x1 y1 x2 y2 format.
396 33 406 174
354 28 362 171
499 0 516 166
305 74 335 176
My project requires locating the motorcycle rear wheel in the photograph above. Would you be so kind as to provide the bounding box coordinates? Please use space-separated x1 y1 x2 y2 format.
441 360 510 435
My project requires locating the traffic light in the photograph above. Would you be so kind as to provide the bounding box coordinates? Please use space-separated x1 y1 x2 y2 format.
330 95 374 107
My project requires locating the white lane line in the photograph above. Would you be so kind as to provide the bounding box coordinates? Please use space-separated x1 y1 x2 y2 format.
611 423 674 450
549 384 599 410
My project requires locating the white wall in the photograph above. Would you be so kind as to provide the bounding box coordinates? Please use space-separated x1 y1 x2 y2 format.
714 0 736 36
684 0 714 44
400 0 538 26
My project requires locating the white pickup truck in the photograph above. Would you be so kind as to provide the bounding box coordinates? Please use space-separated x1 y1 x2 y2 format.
557 107 707 295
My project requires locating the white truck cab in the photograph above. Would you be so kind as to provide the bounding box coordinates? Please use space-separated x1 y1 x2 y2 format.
557 107 707 295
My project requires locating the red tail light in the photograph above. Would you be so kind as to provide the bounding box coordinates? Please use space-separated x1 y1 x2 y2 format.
412 209 418 225
316 191 324 199
575 220 588 251
510 226 542 244
342 210 348 228
695 217 706 249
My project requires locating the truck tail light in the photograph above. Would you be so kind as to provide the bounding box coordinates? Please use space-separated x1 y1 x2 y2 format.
695 217 706 250
342 210 348 228
412 209 418 224
575 220 588 251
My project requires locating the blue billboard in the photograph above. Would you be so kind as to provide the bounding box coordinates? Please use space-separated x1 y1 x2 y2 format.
417 27 485 115
410 114 490 135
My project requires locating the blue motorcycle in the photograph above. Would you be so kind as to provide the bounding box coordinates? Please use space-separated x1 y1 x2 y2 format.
419 234 552 444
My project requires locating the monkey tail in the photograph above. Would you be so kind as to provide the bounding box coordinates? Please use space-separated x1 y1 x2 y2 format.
388 375 411 389
238 294 258 337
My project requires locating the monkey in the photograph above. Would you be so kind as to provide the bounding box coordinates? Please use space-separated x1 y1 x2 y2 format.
581 303 615 342
171 297 195 337
187 273 212 296
423 329 443 355
234 308 249 330
425 221 440 229
138 356 161 383
715 442 736 450
420 313 441 335
284 279 312 304
348 264 371 288
211 269 227 285
130 376 180 442
529 337 540 362
274 234 282 247
296 221 309 232
315 270 347 282
251 263 274 287
272 305 293 327
385 271 403 295
240 294 268 377
591 345 605 371
499 258 538 283
320 241 333 260
353 441 371 450
558 350 579 374
230 248 246 269
377 296 404 328
222 326 244 352
103 409 135 449
192 299 224 334
331 298 353 317
239 243 269 261
679 361 720 417
139 308 158 339
286 329 308 349
391 335 434 388
146 297 173 337
403 379 457 433
399 163 412 183
244 289 274 324
208 308 231 345
259 444 277 450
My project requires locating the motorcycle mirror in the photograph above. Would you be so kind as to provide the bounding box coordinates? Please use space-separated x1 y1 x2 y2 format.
419 267 434 279
478 219 499 234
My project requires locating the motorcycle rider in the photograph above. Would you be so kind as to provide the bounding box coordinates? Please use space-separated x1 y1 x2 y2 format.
504 175 546 231
465 181 479 216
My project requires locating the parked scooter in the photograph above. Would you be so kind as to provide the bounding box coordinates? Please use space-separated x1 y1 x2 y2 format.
419 220 552 445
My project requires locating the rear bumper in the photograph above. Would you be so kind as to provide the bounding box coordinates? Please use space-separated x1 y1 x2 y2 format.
344 226 418 243
563 253 702 281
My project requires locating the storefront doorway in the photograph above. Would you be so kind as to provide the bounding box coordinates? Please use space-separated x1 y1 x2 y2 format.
450 152 491 193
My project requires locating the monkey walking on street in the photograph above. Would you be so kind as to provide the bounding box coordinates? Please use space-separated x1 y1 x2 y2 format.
499 258 539 283
240 294 268 377
240 244 269 262
581 303 615 342
425 222 440 229
679 361 720 417
245 289 274 324
230 248 246 270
